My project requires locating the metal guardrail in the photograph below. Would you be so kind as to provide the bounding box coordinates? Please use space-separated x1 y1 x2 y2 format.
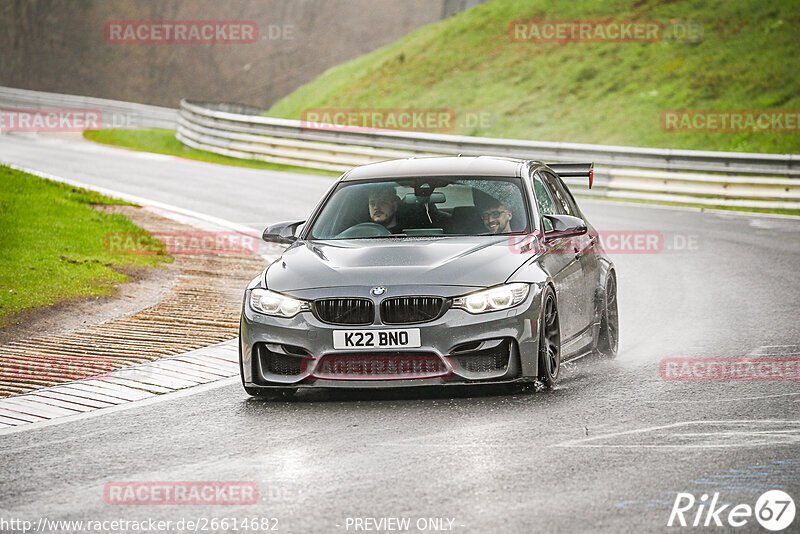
0 86 177 130
177 99 800 210
2 87 795 210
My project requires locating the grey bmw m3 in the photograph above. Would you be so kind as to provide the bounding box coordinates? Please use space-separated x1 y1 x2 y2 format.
239 156 618 397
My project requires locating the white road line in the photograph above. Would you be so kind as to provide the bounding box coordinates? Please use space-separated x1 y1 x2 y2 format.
0 160 260 234
746 344 800 357
102 376 174 394
45 385 128 405
0 159 282 265
553 420 800 448
0 398 80 418
65 380 154 401
0 162 267 431
0 377 239 436
0 414 33 425
23 394 97 413
648 392 800 403
0 340 239 434
33 389 116 408
0 339 239 434
112 369 199 390
0 408 45 423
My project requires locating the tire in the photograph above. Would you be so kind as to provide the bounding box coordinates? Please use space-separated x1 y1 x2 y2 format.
596 272 619 359
537 286 561 389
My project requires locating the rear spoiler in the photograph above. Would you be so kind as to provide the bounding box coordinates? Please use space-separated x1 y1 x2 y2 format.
549 163 594 189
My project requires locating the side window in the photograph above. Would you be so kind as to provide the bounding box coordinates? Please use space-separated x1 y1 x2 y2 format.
548 172 581 217
531 171 559 230
540 171 574 216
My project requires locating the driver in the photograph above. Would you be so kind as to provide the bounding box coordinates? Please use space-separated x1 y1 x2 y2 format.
368 184 402 233
480 197 513 234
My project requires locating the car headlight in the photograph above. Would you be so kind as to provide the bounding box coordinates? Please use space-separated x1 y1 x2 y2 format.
249 288 310 317
453 283 530 314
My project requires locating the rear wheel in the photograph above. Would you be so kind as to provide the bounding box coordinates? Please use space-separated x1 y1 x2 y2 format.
537 287 561 389
596 272 619 359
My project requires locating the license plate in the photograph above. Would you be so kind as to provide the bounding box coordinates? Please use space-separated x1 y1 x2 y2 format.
332 329 421 350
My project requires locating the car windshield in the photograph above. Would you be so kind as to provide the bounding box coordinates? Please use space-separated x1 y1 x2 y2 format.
308 176 529 239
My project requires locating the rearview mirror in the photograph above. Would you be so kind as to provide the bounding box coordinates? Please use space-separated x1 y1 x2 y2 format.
403 192 446 204
262 220 305 245
543 214 587 241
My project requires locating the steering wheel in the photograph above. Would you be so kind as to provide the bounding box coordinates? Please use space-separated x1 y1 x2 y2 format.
336 222 392 238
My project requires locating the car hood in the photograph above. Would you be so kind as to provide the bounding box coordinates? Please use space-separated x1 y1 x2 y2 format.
265 236 533 292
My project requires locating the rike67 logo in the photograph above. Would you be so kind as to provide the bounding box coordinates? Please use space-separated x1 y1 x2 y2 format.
668 490 795 531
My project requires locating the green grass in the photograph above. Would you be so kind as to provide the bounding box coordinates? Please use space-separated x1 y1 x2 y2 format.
83 129 339 177
0 166 171 327
266 0 800 154
81 1 800 218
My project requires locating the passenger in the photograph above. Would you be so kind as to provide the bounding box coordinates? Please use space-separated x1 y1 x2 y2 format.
480 197 513 234
368 184 402 233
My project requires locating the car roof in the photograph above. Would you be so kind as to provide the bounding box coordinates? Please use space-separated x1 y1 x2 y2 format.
340 156 542 181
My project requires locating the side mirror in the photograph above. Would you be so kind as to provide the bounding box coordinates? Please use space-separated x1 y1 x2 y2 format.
543 214 587 241
262 220 305 245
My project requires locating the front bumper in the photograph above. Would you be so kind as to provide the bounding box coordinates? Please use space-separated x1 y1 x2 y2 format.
240 285 544 389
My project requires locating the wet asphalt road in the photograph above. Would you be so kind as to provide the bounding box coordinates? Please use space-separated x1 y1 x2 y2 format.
1 133 799 533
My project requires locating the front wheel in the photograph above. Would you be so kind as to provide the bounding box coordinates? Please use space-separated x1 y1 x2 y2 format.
537 287 561 389
595 272 619 359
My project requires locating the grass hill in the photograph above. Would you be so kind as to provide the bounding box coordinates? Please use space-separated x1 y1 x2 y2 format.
266 0 800 154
